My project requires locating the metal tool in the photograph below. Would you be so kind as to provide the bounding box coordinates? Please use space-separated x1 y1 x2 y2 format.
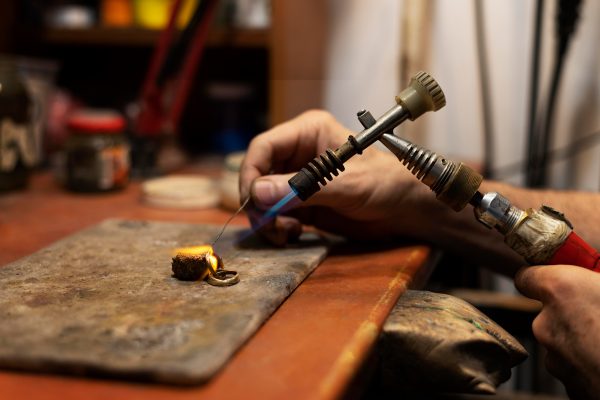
376 130 600 272
288 71 446 201
288 70 600 272
136 0 219 138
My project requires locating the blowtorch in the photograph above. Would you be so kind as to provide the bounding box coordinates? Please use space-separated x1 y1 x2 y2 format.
287 71 600 272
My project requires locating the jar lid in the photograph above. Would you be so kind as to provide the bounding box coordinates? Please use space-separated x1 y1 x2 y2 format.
224 151 246 172
142 175 220 209
68 109 126 133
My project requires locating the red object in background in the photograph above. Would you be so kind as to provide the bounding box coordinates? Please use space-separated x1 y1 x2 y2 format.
549 232 600 272
101 0 134 27
64 109 129 192
68 109 126 133
46 90 83 153
135 0 219 138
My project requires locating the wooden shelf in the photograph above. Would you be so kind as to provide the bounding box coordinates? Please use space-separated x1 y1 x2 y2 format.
42 26 270 48
5 0 326 128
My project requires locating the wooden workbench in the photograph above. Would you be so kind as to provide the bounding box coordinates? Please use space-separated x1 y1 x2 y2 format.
0 172 432 400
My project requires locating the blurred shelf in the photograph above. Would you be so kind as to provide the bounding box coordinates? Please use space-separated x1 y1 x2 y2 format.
42 26 270 48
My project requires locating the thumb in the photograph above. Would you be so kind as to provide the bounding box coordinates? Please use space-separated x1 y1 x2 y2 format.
252 173 355 211
251 174 296 210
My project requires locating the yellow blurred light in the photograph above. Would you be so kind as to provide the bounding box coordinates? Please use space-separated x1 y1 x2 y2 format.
207 254 219 271
174 245 213 257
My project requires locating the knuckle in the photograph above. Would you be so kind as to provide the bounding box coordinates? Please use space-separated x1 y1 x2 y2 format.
541 272 575 302
515 266 545 299
301 109 333 123
247 130 269 148
521 266 574 303
514 266 531 291
532 313 552 347
303 110 339 134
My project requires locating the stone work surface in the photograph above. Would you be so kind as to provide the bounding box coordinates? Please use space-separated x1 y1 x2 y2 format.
0 219 327 385
378 290 528 395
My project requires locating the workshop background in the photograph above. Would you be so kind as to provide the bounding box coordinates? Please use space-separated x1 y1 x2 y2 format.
327 0 600 191
0 0 599 398
1 0 598 185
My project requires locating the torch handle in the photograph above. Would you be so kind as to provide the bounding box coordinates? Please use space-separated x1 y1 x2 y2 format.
549 232 600 272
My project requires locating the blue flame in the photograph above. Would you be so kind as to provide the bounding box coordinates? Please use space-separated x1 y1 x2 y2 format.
264 190 299 219
213 188 301 255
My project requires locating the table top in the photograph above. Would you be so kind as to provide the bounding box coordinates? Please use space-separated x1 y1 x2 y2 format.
0 171 432 400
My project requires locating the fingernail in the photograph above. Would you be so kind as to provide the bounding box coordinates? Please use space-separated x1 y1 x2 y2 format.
253 179 279 208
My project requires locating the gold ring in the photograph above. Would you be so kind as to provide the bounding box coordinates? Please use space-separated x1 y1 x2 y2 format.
206 269 240 286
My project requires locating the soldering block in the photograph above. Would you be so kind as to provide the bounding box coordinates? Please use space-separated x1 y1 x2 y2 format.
0 219 329 385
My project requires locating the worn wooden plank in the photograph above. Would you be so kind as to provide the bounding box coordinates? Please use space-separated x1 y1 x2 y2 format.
0 219 327 385
0 173 433 399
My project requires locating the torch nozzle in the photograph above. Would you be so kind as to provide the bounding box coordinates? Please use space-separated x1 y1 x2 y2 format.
379 134 483 212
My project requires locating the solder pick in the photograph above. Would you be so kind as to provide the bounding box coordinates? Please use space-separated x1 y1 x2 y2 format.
211 197 250 247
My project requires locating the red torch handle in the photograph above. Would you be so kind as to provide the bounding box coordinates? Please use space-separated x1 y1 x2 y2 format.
549 232 600 272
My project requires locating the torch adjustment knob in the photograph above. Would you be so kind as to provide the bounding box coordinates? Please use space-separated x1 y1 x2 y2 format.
396 71 446 120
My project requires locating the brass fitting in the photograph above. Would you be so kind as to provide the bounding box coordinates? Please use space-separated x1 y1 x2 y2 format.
396 71 446 120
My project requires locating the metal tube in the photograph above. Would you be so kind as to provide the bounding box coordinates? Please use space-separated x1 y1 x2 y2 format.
354 104 409 149
288 71 445 202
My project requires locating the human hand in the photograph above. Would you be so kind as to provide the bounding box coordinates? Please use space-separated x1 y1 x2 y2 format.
515 265 600 399
239 110 435 245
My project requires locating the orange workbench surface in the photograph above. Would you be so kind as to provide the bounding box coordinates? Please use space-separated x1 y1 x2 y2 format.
0 172 432 400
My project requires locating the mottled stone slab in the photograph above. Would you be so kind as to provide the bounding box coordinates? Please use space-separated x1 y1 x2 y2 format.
378 290 527 395
0 219 327 385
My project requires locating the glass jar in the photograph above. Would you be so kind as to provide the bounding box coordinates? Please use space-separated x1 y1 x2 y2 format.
0 58 36 192
64 109 130 192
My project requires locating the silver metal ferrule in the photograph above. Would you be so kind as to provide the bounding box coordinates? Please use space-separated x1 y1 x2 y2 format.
474 192 527 235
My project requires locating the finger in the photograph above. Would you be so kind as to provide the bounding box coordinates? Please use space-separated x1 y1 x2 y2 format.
514 265 557 301
239 111 348 202
255 216 303 247
515 266 543 300
274 216 303 244
249 173 368 244
515 264 589 303
258 216 302 246
251 175 298 210
248 183 368 240
246 201 302 246
531 311 555 350
250 172 368 214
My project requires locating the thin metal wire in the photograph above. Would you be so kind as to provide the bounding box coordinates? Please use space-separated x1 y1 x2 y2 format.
211 197 250 247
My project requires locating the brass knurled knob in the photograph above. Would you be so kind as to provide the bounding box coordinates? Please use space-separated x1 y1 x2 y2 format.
396 71 446 120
